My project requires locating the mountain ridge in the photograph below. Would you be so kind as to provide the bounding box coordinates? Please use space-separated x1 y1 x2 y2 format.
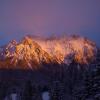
0 36 97 70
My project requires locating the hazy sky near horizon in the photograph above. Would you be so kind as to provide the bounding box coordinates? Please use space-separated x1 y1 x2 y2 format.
0 0 100 46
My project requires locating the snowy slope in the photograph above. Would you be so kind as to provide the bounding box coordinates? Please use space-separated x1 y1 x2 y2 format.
0 36 97 69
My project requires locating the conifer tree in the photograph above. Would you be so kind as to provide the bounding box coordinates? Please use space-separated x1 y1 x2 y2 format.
22 80 33 100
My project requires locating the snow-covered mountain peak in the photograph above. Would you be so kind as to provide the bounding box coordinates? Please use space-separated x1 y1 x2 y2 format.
0 35 97 69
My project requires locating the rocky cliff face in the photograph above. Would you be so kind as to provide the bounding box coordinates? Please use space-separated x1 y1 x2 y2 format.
0 36 97 69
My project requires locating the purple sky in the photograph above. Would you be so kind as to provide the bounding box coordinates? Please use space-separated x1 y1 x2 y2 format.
0 0 100 46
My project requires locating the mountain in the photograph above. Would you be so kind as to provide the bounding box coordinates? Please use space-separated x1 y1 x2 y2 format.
0 36 97 69
0 35 99 100
0 37 53 69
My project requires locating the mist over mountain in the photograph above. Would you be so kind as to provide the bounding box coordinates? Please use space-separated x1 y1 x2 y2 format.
0 35 97 70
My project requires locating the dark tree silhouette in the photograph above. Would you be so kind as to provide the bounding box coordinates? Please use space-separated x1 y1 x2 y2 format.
22 80 33 100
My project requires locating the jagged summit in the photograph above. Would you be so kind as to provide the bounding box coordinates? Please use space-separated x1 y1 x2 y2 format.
0 35 97 69
0 36 52 69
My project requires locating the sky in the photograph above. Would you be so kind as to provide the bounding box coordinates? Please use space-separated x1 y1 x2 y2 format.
0 0 100 46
